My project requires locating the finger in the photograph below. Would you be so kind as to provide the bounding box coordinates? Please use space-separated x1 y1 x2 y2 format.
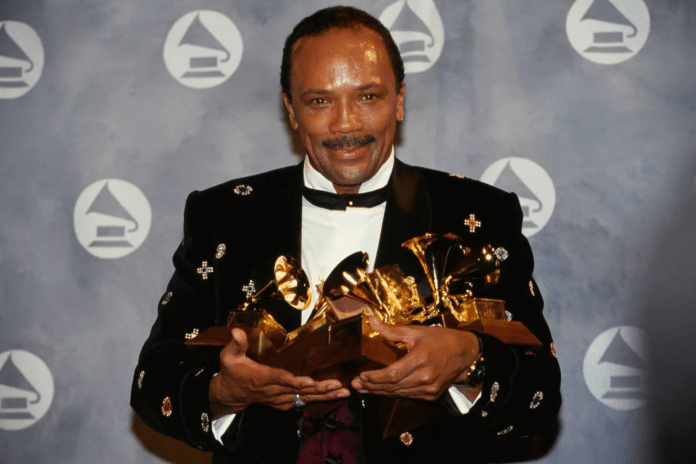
309 379 344 393
354 367 439 393
257 366 316 390
368 316 418 347
352 376 415 394
287 379 344 397
356 355 419 385
353 384 442 401
263 393 298 411
300 388 351 403
230 328 249 354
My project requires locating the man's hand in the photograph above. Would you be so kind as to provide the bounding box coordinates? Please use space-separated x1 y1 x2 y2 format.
209 328 350 419
351 316 481 401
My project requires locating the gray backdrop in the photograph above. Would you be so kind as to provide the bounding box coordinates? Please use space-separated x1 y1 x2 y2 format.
1 0 694 462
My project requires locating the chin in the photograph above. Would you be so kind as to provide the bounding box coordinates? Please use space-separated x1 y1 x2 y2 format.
332 174 365 187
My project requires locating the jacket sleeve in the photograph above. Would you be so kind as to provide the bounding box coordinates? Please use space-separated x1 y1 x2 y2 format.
457 191 561 450
130 191 229 452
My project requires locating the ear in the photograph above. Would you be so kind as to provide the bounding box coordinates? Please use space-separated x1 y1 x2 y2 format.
396 81 405 122
282 92 299 130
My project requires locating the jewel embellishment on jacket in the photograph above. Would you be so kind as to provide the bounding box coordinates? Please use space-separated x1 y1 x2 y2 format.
215 243 226 259
464 214 482 233
161 291 173 305
161 397 172 417
242 280 256 299
494 247 509 261
530 391 544 409
197 261 214 280
234 184 253 195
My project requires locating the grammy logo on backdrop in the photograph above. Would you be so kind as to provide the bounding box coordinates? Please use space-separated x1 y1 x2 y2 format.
74 179 152 259
566 0 650 65
583 326 648 410
0 21 44 98
480 158 556 238
490 161 543 230
163 10 243 89
0 350 54 430
0 354 39 420
580 0 637 54
0 23 31 88
177 13 229 79
85 181 139 249
387 2 433 64
598 329 646 400
379 0 444 74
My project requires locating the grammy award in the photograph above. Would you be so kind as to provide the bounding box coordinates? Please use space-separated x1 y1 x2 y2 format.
185 232 541 438
184 255 311 367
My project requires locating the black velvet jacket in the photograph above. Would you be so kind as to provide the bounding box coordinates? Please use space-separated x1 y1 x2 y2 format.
131 160 561 463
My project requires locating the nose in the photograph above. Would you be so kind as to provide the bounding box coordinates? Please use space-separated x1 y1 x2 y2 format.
329 100 362 133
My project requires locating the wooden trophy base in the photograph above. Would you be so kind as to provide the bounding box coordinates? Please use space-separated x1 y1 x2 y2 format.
184 310 287 368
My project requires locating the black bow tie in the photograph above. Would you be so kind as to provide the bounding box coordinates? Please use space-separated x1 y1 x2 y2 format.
302 185 389 211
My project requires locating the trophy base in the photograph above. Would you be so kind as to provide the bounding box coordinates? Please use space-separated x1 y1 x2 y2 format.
269 313 406 378
185 310 287 367
440 312 542 346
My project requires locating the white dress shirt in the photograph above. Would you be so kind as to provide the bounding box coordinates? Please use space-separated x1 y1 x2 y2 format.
213 150 476 442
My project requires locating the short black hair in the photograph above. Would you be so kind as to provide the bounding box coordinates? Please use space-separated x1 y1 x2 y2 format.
280 6 405 100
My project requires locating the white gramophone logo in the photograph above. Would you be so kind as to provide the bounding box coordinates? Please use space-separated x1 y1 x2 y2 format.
480 158 555 238
74 179 152 259
0 350 54 430
163 10 243 89
0 21 44 99
583 326 648 410
567 0 650 65
380 0 445 74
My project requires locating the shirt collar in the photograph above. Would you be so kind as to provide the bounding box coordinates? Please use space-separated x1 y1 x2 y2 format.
303 147 395 193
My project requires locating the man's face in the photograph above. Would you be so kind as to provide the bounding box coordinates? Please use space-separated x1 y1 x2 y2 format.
283 26 405 194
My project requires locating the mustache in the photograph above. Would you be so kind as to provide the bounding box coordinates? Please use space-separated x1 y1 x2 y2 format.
322 134 376 150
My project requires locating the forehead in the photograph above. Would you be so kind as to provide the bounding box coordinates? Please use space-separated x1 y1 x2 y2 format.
289 26 395 93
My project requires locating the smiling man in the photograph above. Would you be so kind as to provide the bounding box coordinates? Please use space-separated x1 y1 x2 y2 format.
282 25 404 194
131 6 560 464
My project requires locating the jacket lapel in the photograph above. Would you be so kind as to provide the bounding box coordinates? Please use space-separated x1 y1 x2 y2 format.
374 159 432 278
258 163 304 331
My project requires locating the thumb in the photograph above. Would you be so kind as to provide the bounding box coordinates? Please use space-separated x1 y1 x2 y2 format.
228 327 249 355
368 315 412 345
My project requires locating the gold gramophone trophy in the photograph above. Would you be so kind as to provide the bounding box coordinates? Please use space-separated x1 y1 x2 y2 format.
269 251 406 381
372 233 541 438
185 234 541 438
401 233 541 345
185 255 312 366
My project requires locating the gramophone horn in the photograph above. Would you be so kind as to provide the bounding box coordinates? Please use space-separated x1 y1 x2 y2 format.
401 233 465 308
323 251 370 300
250 255 312 311
446 245 501 291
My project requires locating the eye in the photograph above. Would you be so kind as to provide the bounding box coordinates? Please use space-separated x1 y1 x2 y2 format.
361 93 377 101
311 97 329 106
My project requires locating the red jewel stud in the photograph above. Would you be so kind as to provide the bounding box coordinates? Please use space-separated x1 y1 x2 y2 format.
162 397 173 417
464 214 481 233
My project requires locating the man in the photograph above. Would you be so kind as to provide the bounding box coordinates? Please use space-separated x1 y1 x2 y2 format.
131 6 561 464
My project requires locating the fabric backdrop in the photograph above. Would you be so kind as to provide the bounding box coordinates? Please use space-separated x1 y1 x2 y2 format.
1 0 694 462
